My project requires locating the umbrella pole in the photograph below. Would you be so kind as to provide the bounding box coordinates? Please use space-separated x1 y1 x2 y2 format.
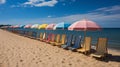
84 31 86 54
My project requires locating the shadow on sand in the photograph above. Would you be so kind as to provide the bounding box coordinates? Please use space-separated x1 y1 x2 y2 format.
89 49 120 62
94 54 120 62
104 54 120 62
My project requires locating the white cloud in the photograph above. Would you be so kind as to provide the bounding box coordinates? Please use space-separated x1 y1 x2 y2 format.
0 0 6 4
92 5 120 14
4 12 120 27
26 5 120 27
47 15 52 18
10 5 21 8
1 5 120 28
23 0 58 7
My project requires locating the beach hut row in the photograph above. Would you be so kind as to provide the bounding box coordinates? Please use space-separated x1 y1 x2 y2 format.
4 19 108 59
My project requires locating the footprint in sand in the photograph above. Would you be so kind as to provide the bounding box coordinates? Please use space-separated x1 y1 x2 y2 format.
35 56 38 58
32 52 35 54
36 62 38 64
12 47 14 49
39 60 42 62
69 63 72 66
61 58 65 63
39 48 41 51
18 47 20 49
48 57 51 59
61 61 65 63
77 59 81 62
20 60 23 62
45 54 48 56
32 58 35 60
63 58 65 60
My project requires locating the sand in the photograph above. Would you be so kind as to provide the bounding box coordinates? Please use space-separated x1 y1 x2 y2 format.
0 29 120 67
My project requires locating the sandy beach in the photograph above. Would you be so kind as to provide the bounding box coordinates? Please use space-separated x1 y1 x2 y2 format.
0 29 120 67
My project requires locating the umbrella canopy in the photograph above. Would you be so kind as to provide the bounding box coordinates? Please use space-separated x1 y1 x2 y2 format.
31 24 39 29
0 26 9 29
68 19 101 31
38 24 48 29
19 25 25 28
46 24 56 30
9 26 13 28
24 24 32 28
13 25 20 28
53 22 71 30
37 25 41 29
68 19 101 39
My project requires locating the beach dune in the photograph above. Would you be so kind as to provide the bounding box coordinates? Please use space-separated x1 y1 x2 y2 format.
0 29 120 67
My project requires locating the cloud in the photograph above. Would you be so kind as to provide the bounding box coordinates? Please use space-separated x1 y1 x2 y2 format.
47 15 52 18
92 5 120 14
10 4 23 8
23 0 58 7
0 0 6 4
21 5 119 28
95 5 120 11
4 13 120 28
1 5 120 28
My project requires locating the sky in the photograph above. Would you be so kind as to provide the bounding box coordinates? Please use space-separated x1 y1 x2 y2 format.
0 0 120 28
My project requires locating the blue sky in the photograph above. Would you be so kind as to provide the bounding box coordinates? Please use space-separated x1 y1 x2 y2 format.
0 0 120 28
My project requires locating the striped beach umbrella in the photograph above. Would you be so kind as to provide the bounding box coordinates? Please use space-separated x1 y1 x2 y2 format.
38 24 48 29
13 25 20 28
24 24 32 28
53 22 71 30
31 24 39 29
68 19 101 38
20 25 25 28
46 23 56 30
